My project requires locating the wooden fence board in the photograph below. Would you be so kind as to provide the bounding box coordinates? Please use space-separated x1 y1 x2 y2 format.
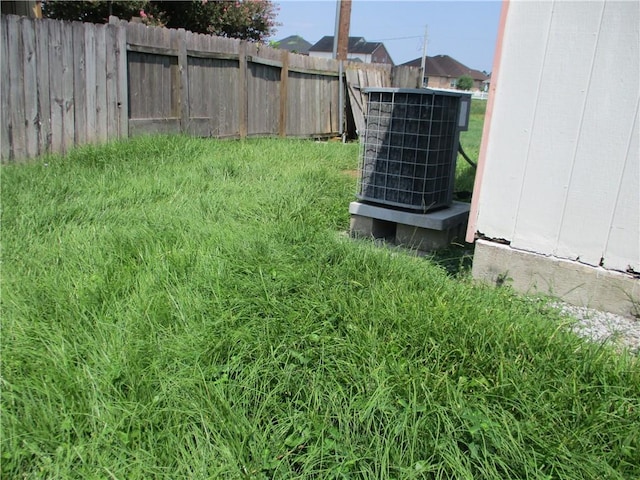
34 18 51 155
116 23 128 139
72 21 87 145
187 32 239 138
21 17 38 158
345 69 365 135
48 19 63 154
332 75 340 132
61 20 75 152
175 28 189 131
279 50 289 137
129 118 180 136
238 42 248 138
392 65 420 88
188 56 239 137
248 62 280 136
105 24 118 140
128 51 179 120
94 24 108 143
8 16 26 159
126 25 180 135
286 72 300 136
1 16 11 160
83 22 96 144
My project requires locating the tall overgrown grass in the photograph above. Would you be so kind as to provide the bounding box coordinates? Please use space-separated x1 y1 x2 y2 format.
455 99 486 194
2 136 638 478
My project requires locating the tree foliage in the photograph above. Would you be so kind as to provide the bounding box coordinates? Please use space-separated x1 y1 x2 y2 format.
456 74 474 91
42 0 279 42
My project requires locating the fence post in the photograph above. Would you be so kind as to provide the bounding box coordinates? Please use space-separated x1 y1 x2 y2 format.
238 41 248 139
278 49 289 138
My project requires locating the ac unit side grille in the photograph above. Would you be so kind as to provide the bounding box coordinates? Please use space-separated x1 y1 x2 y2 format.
357 88 470 212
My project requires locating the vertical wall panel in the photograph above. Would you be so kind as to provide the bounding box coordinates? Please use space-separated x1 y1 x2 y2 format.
511 1 604 255
474 1 554 240
554 1 640 268
603 99 639 272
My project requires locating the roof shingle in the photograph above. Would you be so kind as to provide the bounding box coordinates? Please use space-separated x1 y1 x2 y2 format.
309 36 383 55
275 35 312 55
401 55 488 82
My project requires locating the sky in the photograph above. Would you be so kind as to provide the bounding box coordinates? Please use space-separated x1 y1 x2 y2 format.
270 1 502 73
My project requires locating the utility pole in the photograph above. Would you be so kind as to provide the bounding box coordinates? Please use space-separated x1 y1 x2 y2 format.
335 0 352 61
420 25 428 88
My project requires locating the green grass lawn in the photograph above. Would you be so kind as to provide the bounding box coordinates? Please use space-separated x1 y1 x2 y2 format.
2 136 639 479
456 99 486 194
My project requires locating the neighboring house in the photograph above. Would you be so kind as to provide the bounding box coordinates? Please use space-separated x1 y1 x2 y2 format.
401 55 489 91
308 36 394 65
468 0 639 316
273 35 312 55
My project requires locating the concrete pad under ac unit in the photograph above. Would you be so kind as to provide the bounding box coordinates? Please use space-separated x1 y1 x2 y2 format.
349 201 470 252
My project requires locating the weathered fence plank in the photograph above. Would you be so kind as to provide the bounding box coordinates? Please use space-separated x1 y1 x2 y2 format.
84 22 96 143
61 19 75 152
47 19 63 154
238 41 248 138
392 65 421 88
279 50 289 137
187 54 239 137
8 15 27 159
34 18 51 154
72 21 87 145
248 62 280 136
94 24 108 143
21 17 39 158
175 28 189 132
116 22 128 139
105 24 118 140
1 16 11 160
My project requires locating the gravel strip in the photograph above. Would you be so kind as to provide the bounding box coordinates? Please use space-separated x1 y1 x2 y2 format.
552 302 640 355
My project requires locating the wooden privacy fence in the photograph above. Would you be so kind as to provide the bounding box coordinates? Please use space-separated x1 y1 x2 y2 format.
1 15 127 161
1 14 420 162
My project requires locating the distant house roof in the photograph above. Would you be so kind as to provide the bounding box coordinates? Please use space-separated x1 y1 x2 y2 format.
275 35 312 55
401 55 489 82
309 36 383 55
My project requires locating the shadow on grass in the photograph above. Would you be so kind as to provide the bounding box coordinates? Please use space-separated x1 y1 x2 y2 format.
424 241 475 277
355 235 476 278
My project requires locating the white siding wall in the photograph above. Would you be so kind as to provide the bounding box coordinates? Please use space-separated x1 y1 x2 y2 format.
474 0 639 273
